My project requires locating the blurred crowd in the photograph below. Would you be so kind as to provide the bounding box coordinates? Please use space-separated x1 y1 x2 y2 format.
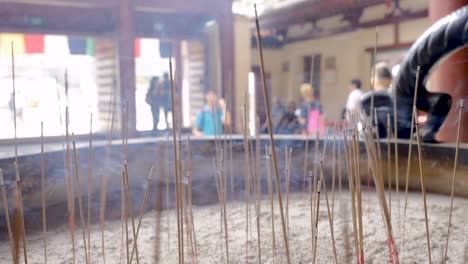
145 63 397 137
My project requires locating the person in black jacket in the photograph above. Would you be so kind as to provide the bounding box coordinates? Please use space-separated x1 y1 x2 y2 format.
146 76 162 132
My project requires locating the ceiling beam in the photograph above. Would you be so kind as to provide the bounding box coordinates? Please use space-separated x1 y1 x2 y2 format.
257 0 385 30
0 2 114 35
284 8 427 44
0 1 223 37
135 0 227 15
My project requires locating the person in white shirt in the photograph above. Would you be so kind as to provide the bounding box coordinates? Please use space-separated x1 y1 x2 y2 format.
344 79 363 119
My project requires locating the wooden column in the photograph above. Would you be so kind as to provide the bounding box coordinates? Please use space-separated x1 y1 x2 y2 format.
429 0 468 142
218 1 236 131
116 0 136 135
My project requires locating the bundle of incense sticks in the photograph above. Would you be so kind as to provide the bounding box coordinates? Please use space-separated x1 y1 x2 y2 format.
361 119 399 264
343 130 363 264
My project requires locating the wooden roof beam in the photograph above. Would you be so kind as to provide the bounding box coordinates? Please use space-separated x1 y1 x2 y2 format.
257 0 385 30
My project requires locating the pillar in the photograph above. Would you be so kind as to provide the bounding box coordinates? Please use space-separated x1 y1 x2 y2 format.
429 0 468 142
116 0 136 136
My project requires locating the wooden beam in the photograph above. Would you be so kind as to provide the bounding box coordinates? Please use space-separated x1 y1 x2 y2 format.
134 11 210 39
284 9 427 44
0 2 114 35
258 0 384 30
364 42 412 52
135 0 224 14
0 0 117 8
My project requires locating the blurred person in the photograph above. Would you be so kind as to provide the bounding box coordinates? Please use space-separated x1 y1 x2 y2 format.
343 79 363 119
276 101 301 134
193 89 224 136
146 76 163 132
296 83 324 135
161 72 172 128
261 96 286 133
361 63 394 137
373 62 393 91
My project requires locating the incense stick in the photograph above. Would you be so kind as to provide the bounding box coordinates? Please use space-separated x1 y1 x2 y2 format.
392 71 400 241
386 114 392 217
338 137 343 217
177 115 185 264
11 42 24 264
369 28 378 125
87 114 92 264
353 130 365 264
402 66 421 249
303 128 310 191
267 147 276 262
254 119 261 263
11 42 18 163
123 162 140 264
213 159 224 263
122 170 130 264
414 109 432 263
309 169 315 262
0 169 16 263
99 172 106 264
187 136 198 262
285 147 292 239
65 109 76 264
168 45 183 264
12 160 28 264
442 100 463 263
164 134 171 252
41 122 47 264
254 5 290 262
129 167 154 263
320 161 339 263
154 166 164 264
72 135 89 264
312 179 321 264
241 104 251 263
331 134 336 223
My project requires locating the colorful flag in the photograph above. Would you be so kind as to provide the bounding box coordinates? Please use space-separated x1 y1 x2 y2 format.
68 37 86 55
44 35 69 55
68 37 96 56
0 33 25 56
24 34 45 53
135 38 141 57
86 37 95 56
